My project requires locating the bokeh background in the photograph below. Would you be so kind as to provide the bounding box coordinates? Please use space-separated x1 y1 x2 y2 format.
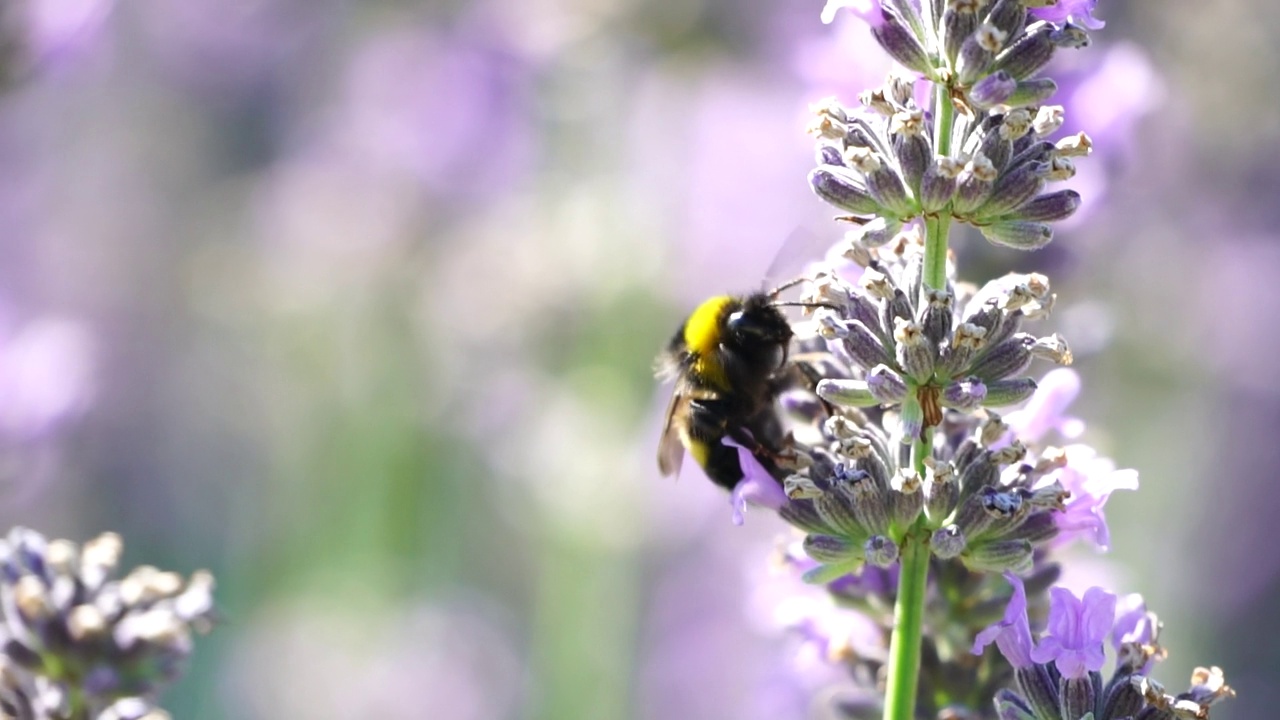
0 0 1274 717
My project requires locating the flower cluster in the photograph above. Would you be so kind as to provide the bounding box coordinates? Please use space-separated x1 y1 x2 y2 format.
665 1 1236 719
973 575 1234 720
0 528 216 720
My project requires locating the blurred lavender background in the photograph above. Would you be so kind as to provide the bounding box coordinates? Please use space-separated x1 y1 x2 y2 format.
0 0 1273 717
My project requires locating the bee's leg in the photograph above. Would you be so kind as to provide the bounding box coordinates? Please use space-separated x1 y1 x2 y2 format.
685 398 746 491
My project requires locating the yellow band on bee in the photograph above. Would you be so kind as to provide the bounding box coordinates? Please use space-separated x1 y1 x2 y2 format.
684 295 733 390
684 296 732 355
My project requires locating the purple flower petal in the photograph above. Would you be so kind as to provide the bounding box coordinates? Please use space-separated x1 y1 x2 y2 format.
726 439 788 525
1111 593 1151 649
820 0 881 26
971 573 1035 668
1029 586 1116 679
1045 445 1138 550
1005 368 1082 444
1030 0 1105 30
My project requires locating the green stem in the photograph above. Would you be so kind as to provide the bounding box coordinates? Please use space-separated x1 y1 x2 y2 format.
932 81 954 158
924 79 955 293
882 436 933 720
923 214 950 291
883 57 954 720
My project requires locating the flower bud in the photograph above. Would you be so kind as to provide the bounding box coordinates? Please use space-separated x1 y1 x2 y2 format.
942 1 980 63
953 154 998 215
984 0 1027 40
943 378 987 411
981 378 1039 406
867 364 909 404
977 162 1048 218
970 71 1016 109
920 156 961 212
969 334 1034 380
956 23 1008 84
963 538 1033 573
924 462 958 522
816 379 878 408
919 288 954 346
803 534 860 565
870 8 933 75
1006 78 1058 107
865 164 915 217
980 221 1053 250
891 111 931 195
930 525 966 559
994 21 1054 80
864 535 900 567
894 318 935 382
816 144 844 166
810 165 882 216
840 321 893 370
1003 189 1079 222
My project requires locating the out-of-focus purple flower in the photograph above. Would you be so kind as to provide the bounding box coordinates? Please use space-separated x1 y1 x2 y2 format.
18 0 114 69
0 316 93 439
796 7 893 121
134 0 314 95
324 24 535 199
1043 444 1138 551
972 572 1035 669
1029 0 1105 30
819 0 878 26
1111 593 1153 649
630 67 821 301
227 599 526 720
1029 586 1116 679
727 439 789 526
1046 43 1163 228
1004 368 1084 444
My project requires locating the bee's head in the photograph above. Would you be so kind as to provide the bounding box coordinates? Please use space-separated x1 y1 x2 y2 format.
725 294 793 371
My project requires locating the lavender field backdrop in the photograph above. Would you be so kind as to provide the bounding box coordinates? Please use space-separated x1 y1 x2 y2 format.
0 0 1274 717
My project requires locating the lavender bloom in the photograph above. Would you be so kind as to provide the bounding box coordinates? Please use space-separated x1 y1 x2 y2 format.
1003 368 1084 443
0 0 114 85
0 317 93 441
1029 0 1105 30
0 527 216 718
971 572 1035 669
1029 586 1115 678
1046 445 1137 550
727 439 790 526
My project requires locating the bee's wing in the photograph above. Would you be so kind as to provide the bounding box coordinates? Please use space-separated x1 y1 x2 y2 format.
657 385 688 477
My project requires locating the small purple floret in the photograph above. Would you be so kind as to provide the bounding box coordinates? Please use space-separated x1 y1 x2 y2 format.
971 572 1035 668
1030 0 1105 30
1048 445 1138 550
820 0 883 27
1030 586 1116 678
726 439 788 525
1005 368 1083 444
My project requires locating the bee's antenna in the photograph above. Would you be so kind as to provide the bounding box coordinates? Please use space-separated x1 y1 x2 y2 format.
766 276 809 298
771 301 840 311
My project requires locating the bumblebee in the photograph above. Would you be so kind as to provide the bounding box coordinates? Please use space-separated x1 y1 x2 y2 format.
656 292 798 490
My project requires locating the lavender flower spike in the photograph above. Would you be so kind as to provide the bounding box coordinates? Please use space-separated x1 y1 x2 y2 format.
1029 586 1116 679
971 572 1035 669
